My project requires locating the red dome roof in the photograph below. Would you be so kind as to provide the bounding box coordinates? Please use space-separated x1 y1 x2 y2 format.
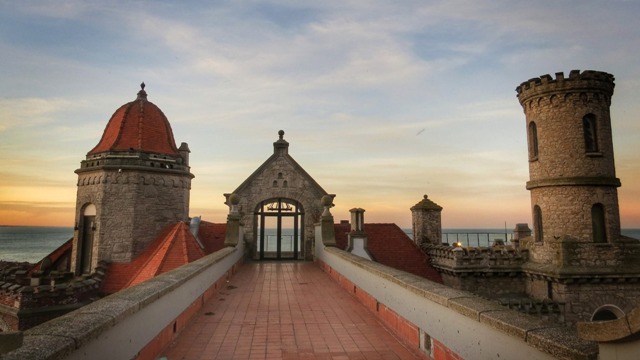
88 84 179 156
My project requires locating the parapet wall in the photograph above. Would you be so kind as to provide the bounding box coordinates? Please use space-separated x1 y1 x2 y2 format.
0 244 244 360
316 236 597 360
516 70 615 105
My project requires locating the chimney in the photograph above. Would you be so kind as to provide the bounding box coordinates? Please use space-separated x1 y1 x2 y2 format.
348 208 372 260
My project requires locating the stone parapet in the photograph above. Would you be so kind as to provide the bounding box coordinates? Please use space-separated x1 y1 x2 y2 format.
317 244 597 360
0 263 105 331
516 70 614 105
422 244 529 275
0 245 244 360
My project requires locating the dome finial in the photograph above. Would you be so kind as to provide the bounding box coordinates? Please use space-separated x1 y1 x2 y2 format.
137 82 147 100
278 130 284 140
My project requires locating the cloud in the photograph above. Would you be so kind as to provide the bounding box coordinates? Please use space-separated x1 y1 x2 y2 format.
0 98 76 131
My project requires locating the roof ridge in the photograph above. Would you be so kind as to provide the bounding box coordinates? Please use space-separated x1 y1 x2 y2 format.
125 222 182 288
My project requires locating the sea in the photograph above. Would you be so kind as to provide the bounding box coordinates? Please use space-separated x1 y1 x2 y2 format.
2 226 640 263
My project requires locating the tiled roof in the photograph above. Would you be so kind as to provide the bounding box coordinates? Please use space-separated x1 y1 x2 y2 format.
100 222 205 294
334 223 443 283
197 221 227 254
88 86 179 156
29 238 73 274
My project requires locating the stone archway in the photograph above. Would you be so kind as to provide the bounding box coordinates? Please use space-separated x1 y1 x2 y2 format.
254 198 304 260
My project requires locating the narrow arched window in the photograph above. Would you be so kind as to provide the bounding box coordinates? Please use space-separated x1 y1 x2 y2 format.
592 203 606 243
583 114 598 153
528 122 539 160
533 205 543 243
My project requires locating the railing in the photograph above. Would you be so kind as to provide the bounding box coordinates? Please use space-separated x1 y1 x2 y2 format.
442 232 512 247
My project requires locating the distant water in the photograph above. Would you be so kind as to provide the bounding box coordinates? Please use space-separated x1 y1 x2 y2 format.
406 228 640 247
1 226 640 263
0 226 73 263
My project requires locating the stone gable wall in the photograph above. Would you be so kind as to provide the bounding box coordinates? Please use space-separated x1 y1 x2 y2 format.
232 156 327 260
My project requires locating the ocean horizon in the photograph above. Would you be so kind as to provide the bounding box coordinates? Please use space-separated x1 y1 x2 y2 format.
2 225 640 263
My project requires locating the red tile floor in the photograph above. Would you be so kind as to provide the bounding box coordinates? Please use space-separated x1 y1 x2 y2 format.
161 262 423 360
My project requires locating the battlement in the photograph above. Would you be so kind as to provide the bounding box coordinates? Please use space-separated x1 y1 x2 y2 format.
0 263 105 330
516 69 615 105
422 244 529 274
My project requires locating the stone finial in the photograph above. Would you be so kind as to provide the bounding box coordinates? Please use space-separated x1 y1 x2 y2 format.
411 194 443 211
321 195 333 217
137 82 147 100
273 129 289 154
229 193 240 214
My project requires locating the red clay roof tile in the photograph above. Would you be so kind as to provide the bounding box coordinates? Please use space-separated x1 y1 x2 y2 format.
88 88 179 156
334 223 442 283
100 222 205 294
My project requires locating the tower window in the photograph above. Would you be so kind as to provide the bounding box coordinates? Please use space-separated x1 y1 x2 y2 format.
592 203 607 243
528 122 539 160
583 114 599 153
533 205 543 243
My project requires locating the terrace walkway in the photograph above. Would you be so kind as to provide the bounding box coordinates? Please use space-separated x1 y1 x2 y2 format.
161 262 423 360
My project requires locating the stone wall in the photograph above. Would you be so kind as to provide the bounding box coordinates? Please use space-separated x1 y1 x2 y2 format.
424 244 529 298
72 168 191 270
229 155 327 260
228 132 329 261
0 271 102 331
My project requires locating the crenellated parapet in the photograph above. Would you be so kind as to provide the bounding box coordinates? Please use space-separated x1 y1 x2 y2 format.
0 262 105 330
516 70 615 110
422 244 529 275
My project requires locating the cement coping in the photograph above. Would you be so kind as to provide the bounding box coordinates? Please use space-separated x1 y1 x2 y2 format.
324 246 599 360
0 247 237 360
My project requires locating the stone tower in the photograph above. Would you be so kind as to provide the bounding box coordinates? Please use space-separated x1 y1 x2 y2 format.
411 195 443 245
70 84 194 275
516 70 640 322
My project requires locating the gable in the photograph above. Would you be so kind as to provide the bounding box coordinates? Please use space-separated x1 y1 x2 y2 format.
232 153 328 202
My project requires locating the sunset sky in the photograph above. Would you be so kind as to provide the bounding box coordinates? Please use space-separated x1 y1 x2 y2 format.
1 1 639 229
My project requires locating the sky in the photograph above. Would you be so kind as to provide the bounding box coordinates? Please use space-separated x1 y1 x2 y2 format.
1 1 639 229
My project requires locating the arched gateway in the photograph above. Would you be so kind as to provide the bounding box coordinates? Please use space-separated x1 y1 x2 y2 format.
225 131 333 260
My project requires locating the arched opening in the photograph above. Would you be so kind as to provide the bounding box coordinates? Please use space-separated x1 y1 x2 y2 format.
592 203 607 243
583 114 599 153
591 305 625 321
528 121 539 160
78 203 96 274
533 205 543 243
255 198 304 260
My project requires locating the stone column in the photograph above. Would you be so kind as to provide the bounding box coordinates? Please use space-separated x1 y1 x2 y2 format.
224 194 242 247
319 195 336 247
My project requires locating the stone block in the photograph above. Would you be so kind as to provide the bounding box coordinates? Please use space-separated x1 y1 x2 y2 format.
447 296 506 321
526 326 598 360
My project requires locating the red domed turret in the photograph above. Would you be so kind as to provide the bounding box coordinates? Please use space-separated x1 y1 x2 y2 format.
88 83 179 156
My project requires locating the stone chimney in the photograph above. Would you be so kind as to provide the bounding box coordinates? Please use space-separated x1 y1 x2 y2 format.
348 208 372 260
411 195 443 245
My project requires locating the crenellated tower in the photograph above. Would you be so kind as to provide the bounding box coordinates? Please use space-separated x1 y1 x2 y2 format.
70 84 194 275
517 70 621 250
516 70 640 323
